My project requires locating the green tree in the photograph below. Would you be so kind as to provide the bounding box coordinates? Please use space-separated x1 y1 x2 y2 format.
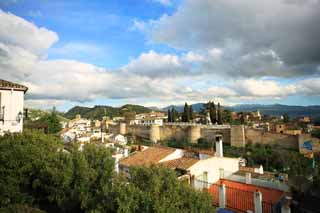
217 103 222 125
38 108 62 134
223 109 233 124
120 166 215 213
182 102 190 122
189 105 194 121
283 113 290 123
171 107 178 122
0 131 215 213
209 102 217 124
167 109 172 122
311 129 320 139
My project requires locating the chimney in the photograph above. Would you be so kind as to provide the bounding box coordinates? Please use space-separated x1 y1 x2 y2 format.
215 135 223 157
245 172 252 184
123 148 129 157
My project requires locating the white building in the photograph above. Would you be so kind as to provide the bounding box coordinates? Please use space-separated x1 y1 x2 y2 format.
119 146 240 184
0 79 28 135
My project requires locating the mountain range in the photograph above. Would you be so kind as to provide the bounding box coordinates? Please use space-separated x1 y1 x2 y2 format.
162 103 320 119
64 103 320 120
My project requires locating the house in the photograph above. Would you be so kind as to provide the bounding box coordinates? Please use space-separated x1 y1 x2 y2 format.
119 144 240 185
0 79 28 135
208 164 290 212
112 134 127 145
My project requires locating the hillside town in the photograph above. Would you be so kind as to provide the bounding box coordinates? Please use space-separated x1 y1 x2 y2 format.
1 0 320 212
1 79 320 212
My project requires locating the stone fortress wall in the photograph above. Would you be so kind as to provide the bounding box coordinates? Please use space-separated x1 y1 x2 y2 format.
108 123 318 152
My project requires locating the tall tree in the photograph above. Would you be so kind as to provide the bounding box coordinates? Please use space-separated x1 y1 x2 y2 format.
182 102 190 122
167 109 172 122
171 107 178 122
189 105 194 121
209 102 217 124
283 113 290 123
217 103 222 125
38 108 62 134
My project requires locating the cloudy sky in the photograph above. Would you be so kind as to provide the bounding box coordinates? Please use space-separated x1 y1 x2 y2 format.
0 0 319 111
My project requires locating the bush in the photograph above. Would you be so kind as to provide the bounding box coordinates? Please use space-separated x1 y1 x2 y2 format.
0 131 214 212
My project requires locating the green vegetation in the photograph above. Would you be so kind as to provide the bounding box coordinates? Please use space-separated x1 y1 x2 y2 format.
311 129 320 139
223 143 314 176
37 109 62 134
65 104 152 120
162 138 213 150
116 166 215 213
167 107 178 122
181 102 193 122
0 131 214 213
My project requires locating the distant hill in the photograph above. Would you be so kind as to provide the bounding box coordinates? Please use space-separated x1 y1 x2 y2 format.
65 104 152 120
162 103 320 119
26 108 69 122
228 104 320 119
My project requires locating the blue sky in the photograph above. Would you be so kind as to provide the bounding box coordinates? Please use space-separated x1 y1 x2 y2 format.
0 0 319 111
0 0 178 67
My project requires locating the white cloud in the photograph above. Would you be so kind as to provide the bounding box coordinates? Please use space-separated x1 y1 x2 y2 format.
0 9 58 55
0 9 319 109
152 0 172 6
139 0 320 78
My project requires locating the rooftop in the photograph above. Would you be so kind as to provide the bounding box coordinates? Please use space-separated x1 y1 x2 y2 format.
0 79 28 93
216 179 285 204
119 146 176 167
160 157 199 170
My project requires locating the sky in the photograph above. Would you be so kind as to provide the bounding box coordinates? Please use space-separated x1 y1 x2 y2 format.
0 0 320 111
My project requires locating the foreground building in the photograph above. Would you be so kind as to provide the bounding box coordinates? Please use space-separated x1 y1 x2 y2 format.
119 138 240 184
0 79 28 135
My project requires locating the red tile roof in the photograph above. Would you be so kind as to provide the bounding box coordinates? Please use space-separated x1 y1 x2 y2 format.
209 179 285 212
0 79 28 92
160 157 199 170
219 179 284 203
119 146 176 167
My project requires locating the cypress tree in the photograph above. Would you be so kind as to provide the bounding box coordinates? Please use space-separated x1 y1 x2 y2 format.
171 107 177 122
168 109 172 122
183 102 190 122
209 101 217 124
189 105 194 122
217 102 222 124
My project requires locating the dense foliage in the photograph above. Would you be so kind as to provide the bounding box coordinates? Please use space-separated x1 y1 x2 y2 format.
311 129 320 139
114 166 215 213
37 110 62 134
223 144 314 176
0 131 214 213
65 104 152 120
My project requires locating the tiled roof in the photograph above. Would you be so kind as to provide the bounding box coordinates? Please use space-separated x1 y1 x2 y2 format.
119 146 176 167
160 157 199 170
216 179 284 203
209 179 285 212
0 79 28 92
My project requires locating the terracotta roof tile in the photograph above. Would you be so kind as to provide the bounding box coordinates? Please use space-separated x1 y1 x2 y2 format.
119 146 176 167
210 179 285 211
0 79 28 92
160 157 199 170
222 179 284 203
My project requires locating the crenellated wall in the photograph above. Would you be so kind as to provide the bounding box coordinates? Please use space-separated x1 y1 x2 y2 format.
107 123 316 152
245 128 299 150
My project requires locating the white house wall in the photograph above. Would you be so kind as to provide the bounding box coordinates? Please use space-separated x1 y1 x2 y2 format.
189 157 240 184
0 89 24 134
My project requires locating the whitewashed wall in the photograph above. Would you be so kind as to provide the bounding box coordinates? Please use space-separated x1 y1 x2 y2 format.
0 89 24 134
189 156 240 184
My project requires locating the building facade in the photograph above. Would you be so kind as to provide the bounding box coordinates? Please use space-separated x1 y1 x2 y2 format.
0 79 28 135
